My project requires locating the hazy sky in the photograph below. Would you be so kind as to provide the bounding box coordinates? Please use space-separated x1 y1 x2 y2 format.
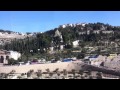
0 11 120 33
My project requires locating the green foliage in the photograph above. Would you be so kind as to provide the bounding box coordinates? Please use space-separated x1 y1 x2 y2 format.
36 70 42 78
2 22 120 62
8 58 19 65
77 53 85 59
63 69 67 76
27 72 31 77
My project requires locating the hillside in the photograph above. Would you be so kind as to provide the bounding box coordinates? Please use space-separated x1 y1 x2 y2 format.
2 22 120 60
0 30 35 45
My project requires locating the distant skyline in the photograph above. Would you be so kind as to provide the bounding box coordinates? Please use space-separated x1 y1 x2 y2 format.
0 11 120 33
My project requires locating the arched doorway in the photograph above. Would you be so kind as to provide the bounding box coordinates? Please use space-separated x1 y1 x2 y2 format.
6 56 9 60
0 56 4 63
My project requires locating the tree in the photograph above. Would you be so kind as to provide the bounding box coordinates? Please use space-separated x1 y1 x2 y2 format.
49 72 54 78
79 41 85 48
27 72 31 78
27 69 34 79
55 56 60 61
57 72 61 79
53 36 61 45
87 70 92 76
8 58 18 65
77 53 85 59
46 68 50 78
81 76 85 79
67 49 72 57
54 68 59 73
36 70 42 79
53 68 60 79
63 69 68 78
79 70 83 76
10 70 16 74
21 73 25 76
97 48 101 55
89 76 93 79
0 73 8 79
26 32 31 35
3 22 120 63
96 72 102 79
17 76 22 79
71 69 76 79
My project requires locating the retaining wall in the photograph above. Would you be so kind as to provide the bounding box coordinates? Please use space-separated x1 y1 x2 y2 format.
0 61 83 73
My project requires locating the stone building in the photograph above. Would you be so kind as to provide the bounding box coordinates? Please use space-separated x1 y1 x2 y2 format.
0 50 10 65
0 50 21 65
72 40 79 48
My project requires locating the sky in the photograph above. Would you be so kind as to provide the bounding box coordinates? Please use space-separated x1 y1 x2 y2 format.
0 11 120 33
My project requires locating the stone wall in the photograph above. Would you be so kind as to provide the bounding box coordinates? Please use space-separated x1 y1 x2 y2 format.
0 61 83 73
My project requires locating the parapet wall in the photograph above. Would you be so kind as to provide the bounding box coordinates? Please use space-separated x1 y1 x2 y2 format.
0 61 83 73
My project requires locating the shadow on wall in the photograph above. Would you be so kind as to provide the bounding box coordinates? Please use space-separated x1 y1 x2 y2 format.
81 64 120 76
0 56 4 63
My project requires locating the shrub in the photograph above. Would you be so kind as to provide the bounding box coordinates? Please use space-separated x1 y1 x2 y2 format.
8 58 18 65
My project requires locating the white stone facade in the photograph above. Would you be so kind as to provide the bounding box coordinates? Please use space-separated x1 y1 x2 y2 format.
49 47 54 52
72 40 79 48
60 45 64 50
9 51 21 60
